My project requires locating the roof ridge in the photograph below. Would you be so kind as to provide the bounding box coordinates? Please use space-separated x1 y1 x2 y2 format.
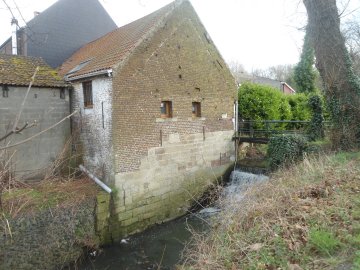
59 0 190 79
77 1 177 51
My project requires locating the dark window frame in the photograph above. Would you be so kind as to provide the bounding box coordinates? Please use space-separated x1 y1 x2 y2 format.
192 102 201 117
60 89 66 99
2 85 9 98
83 81 93 108
160 101 172 118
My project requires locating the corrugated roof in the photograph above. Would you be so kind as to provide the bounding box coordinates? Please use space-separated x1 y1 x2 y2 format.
59 1 178 80
0 54 66 87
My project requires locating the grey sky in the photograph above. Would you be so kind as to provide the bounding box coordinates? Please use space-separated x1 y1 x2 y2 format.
0 0 358 71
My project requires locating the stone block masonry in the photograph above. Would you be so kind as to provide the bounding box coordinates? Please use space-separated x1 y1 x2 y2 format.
112 130 234 238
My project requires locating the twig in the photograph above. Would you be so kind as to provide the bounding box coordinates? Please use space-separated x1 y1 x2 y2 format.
0 110 78 151
157 244 166 270
2 213 12 238
0 121 37 142
12 66 39 133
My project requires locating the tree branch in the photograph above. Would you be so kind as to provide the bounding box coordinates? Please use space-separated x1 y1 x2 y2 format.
0 121 38 143
11 66 39 133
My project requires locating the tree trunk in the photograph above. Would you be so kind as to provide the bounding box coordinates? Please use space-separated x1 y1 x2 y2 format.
303 0 360 149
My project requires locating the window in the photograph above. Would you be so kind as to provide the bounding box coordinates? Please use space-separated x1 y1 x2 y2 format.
83 81 93 108
192 102 201 117
60 89 66 99
2 85 9 98
160 101 172 118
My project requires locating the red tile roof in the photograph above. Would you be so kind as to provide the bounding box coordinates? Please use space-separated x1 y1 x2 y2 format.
0 55 66 88
59 1 178 80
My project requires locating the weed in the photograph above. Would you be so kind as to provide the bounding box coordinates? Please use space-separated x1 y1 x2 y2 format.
308 227 341 256
353 251 360 270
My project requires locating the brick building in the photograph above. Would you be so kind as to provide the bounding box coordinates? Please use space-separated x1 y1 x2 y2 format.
60 0 237 237
0 55 70 179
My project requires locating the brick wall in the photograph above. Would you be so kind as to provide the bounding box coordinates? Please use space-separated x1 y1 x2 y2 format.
71 76 114 181
0 85 70 180
112 1 237 173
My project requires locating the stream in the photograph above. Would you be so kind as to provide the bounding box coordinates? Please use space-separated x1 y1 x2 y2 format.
80 169 268 270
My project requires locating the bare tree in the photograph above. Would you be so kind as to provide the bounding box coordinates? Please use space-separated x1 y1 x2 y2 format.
343 19 360 76
252 64 295 84
227 60 249 84
303 0 360 149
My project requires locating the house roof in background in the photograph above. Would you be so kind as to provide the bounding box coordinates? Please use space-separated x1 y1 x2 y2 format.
0 0 117 68
59 0 181 80
0 54 66 87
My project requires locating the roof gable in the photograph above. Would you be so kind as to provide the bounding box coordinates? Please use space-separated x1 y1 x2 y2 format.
59 1 180 80
0 54 66 88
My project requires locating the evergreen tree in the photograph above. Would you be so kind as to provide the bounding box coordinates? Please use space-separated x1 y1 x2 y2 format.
293 28 316 93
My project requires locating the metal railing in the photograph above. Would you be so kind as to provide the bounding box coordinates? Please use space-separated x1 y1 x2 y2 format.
239 120 309 137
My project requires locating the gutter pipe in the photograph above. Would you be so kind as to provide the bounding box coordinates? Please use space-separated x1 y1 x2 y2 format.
65 69 113 82
79 165 112 194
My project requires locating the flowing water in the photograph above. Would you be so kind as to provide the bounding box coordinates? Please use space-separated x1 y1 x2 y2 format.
80 170 268 270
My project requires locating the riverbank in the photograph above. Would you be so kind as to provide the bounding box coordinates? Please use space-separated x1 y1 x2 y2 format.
179 151 360 269
0 178 109 269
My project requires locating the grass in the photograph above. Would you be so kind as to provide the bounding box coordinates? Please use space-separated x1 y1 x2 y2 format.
179 151 360 269
1 177 100 218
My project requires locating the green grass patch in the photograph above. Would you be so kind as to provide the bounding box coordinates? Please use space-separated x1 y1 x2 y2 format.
308 228 341 256
1 179 100 217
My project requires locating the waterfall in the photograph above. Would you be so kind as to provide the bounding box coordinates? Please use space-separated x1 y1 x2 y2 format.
198 170 268 215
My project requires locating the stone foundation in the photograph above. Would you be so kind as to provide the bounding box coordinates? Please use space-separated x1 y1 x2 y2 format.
111 130 235 238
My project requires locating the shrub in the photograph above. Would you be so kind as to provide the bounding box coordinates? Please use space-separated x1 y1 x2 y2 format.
286 93 311 129
268 134 308 169
238 82 284 126
307 94 325 141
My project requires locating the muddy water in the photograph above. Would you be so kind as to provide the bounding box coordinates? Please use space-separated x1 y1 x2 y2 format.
80 170 267 270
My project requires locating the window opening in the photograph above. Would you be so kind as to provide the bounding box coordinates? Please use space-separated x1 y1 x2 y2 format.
60 89 65 99
83 81 93 108
192 102 201 117
160 101 172 118
2 85 9 98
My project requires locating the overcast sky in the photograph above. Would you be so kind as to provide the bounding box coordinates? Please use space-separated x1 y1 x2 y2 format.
0 0 359 71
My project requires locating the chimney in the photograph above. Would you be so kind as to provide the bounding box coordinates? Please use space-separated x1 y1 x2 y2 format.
11 18 18 55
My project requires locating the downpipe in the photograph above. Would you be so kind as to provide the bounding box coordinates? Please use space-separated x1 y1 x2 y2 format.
79 165 112 194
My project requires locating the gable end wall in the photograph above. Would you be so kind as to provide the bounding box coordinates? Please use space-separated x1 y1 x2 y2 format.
109 1 237 237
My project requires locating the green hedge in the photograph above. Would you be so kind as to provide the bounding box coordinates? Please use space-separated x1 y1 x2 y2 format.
238 83 311 130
